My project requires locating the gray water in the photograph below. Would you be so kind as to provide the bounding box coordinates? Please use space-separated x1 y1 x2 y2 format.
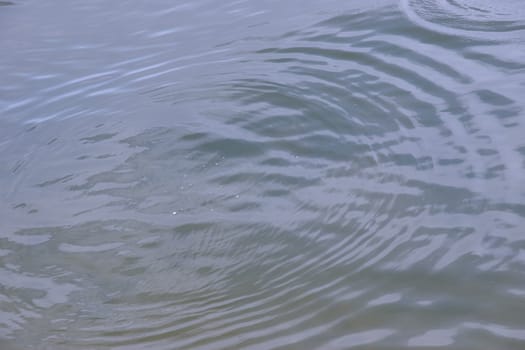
1 0 525 349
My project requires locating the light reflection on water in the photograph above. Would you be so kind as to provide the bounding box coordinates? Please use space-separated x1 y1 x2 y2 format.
1 0 525 349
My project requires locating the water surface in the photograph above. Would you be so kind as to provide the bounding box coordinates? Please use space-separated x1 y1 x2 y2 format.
1 0 525 349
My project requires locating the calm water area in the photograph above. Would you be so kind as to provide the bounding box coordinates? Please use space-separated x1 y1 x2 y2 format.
1 0 525 349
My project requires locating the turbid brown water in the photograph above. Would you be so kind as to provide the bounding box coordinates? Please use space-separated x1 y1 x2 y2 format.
1 0 525 349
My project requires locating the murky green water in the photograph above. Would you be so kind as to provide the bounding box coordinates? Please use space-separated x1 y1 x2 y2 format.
1 0 525 349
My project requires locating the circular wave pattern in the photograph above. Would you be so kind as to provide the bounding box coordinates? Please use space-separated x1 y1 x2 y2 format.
1 0 525 349
401 0 525 35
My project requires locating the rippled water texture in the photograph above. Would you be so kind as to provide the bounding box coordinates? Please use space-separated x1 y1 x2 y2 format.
1 0 525 349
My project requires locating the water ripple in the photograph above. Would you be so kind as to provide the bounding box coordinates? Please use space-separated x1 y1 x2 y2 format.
400 0 525 37
1 0 525 349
